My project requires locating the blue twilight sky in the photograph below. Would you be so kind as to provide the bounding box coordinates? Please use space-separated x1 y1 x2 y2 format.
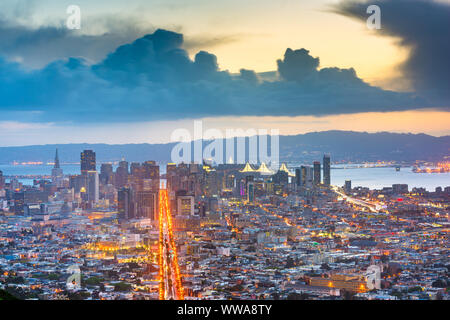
0 0 449 146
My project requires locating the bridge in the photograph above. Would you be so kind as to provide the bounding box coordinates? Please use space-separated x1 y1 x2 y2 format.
158 188 184 300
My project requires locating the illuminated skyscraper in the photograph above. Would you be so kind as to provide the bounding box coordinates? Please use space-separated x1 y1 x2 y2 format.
177 195 195 216
115 161 129 189
323 154 331 186
300 166 307 186
79 150 98 204
135 190 157 220
81 150 96 173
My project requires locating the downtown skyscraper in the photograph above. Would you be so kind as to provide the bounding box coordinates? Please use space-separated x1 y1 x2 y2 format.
323 155 331 186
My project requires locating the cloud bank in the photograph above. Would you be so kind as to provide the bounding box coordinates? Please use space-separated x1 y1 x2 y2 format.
333 0 450 103
0 22 445 123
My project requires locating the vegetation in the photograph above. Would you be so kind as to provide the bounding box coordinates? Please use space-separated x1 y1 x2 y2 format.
114 282 132 292
0 289 19 300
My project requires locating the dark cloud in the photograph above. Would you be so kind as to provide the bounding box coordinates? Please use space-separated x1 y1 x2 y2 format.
0 28 441 123
0 15 154 68
277 48 319 82
333 0 450 102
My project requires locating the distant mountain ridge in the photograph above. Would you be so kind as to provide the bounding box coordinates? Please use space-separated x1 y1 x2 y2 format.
0 131 448 165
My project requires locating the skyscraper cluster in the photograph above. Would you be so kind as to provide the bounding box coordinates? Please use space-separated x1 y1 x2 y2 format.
295 155 331 189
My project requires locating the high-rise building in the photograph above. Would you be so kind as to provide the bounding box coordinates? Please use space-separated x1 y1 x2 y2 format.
177 195 195 216
51 149 63 186
306 166 313 187
344 180 352 194
247 181 255 203
295 168 301 187
13 192 25 214
142 161 160 191
0 170 5 189
79 150 98 204
300 166 307 186
135 190 157 220
129 161 160 192
313 161 321 185
81 150 96 173
166 163 177 191
204 167 218 197
86 171 99 203
99 163 113 185
392 184 408 194
115 163 129 189
118 187 134 220
130 162 141 176
323 155 330 186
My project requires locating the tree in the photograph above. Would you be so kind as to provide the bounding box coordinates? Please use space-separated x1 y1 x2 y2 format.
85 276 104 286
342 290 355 300
432 279 447 288
114 282 132 292
0 289 19 300
287 292 309 300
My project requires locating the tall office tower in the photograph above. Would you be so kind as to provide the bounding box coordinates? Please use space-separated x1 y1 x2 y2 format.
204 168 218 197
344 180 352 194
166 163 177 191
13 191 25 214
115 163 129 189
86 170 99 203
99 163 113 185
0 170 4 189
81 150 96 173
300 166 307 186
142 161 160 191
225 173 235 189
119 160 129 172
247 181 255 203
118 187 135 220
305 166 314 187
135 190 157 220
130 162 142 176
129 161 160 191
313 161 321 185
295 168 301 186
177 194 195 216
323 154 331 186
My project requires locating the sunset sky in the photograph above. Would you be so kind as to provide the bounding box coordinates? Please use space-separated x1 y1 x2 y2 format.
0 0 448 145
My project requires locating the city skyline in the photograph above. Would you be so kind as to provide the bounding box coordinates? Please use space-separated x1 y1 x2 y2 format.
0 0 449 304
